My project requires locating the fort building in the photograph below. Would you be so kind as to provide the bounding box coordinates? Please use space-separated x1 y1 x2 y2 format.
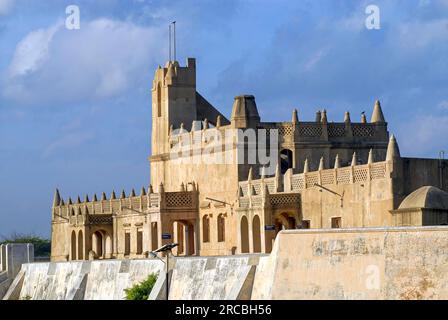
50 58 448 262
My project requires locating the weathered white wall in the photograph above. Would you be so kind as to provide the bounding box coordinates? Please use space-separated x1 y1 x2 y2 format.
16 259 163 300
168 255 260 300
252 226 448 300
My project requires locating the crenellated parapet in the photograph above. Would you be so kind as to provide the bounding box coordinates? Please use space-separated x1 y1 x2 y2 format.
52 182 199 225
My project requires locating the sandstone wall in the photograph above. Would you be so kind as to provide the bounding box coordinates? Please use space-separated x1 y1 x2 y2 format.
252 226 448 299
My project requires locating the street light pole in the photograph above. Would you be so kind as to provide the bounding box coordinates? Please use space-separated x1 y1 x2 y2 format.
150 243 178 300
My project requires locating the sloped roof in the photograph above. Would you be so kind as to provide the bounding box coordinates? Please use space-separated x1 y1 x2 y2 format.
399 186 448 210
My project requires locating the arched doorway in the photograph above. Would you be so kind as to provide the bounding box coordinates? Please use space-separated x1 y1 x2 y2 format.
275 213 296 234
77 230 83 260
105 235 112 259
71 231 76 261
92 231 104 258
217 214 225 242
252 215 262 253
240 216 249 253
280 149 293 174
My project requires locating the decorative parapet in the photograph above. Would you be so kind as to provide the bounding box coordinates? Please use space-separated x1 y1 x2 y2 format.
238 159 391 204
52 188 197 223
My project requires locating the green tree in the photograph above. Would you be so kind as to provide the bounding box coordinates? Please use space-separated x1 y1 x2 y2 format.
124 273 158 300
0 232 51 257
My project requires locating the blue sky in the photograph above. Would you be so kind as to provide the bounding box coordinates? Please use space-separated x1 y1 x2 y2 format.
0 0 447 237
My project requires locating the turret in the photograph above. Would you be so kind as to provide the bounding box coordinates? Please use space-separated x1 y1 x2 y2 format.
292 109 298 124
315 111 322 122
101 192 107 201
120 190 126 199
52 189 61 207
130 189 136 197
371 100 386 123
140 187 146 196
231 95 260 128
386 134 400 160
321 110 328 124
111 191 116 200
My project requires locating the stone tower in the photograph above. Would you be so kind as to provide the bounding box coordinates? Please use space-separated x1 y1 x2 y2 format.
151 59 198 155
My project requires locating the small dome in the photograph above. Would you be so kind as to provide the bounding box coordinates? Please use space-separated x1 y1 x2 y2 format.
399 186 448 210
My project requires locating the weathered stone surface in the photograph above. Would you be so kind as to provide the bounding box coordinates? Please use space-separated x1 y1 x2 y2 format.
252 226 448 300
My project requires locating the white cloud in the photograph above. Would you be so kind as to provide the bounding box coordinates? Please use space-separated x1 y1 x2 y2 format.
2 18 166 105
0 0 14 15
8 23 61 77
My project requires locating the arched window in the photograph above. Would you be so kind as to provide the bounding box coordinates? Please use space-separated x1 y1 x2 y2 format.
71 231 77 261
280 149 293 174
77 230 83 260
202 215 210 243
240 216 249 253
217 214 225 242
157 83 162 117
252 215 262 253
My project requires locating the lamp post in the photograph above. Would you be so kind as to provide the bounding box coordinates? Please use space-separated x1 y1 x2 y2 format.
150 243 178 300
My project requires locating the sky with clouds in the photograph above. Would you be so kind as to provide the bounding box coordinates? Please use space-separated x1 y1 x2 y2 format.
0 0 447 237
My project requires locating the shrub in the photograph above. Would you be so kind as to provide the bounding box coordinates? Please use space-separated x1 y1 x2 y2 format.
124 273 158 300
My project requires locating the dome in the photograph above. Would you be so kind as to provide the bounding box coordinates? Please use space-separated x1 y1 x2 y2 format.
399 186 448 210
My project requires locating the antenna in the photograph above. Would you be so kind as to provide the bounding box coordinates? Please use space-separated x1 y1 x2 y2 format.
168 24 172 61
172 21 177 61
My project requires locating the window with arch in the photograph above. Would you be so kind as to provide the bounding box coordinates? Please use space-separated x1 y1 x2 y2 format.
202 215 210 243
157 82 162 117
217 214 225 242
280 149 293 174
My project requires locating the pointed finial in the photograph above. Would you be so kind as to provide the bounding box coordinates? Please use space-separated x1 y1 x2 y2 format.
93 194 98 202
216 115 222 128
203 118 209 130
52 189 61 207
140 187 146 196
334 154 341 169
101 192 107 201
248 167 253 181
351 152 357 166
148 185 154 194
321 110 327 124
386 134 401 160
371 100 386 123
292 109 298 124
68 197 73 205
76 196 81 204
344 111 351 123
130 189 136 197
180 182 185 191
368 149 374 164
238 186 244 197
318 157 325 170
180 123 185 132
275 163 281 177
84 194 90 203
315 110 322 122
60 199 65 206
263 183 270 195
111 191 116 200
361 112 367 123
120 190 126 199
303 158 309 173
159 182 165 193
260 166 266 179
